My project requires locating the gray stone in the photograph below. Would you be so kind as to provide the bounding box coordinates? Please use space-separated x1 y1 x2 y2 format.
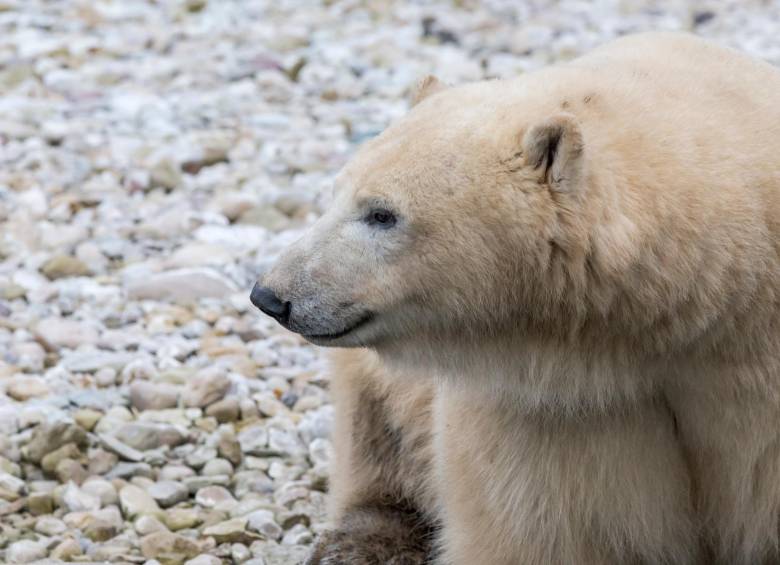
34 515 67 536
23 422 87 463
186 555 223 565
202 517 261 545
126 268 238 303
238 424 269 456
62 481 101 512
119 484 161 518
113 421 187 451
129 380 180 411
106 461 154 480
140 530 202 561
182 370 231 408
247 509 283 540
81 477 118 506
148 480 189 507
195 485 235 509
202 457 233 476
282 523 313 545
5 539 47 563
99 432 145 462
36 316 99 349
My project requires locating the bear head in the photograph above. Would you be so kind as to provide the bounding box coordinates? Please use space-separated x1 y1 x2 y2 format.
253 76 595 351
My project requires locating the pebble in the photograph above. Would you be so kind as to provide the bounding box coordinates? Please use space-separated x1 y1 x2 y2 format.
202 458 234 476
165 507 203 531
135 514 169 535
119 484 161 518
99 433 146 463
41 442 82 473
182 370 231 408
203 517 261 545
247 509 283 540
195 485 236 509
27 492 54 515
22 422 87 463
40 255 90 280
140 531 202 561
5 539 48 563
186 555 223 565
6 377 50 401
206 396 241 422
113 421 187 451
62 481 101 512
129 381 181 411
34 515 67 536
149 480 190 508
50 537 83 560
126 268 238 303
36 317 99 349
81 477 118 506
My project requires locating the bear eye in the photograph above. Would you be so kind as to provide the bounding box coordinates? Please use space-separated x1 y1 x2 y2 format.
365 208 397 228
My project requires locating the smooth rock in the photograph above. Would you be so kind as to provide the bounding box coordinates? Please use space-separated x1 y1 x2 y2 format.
165 507 202 531
40 255 90 279
34 515 67 535
55 458 89 485
113 421 186 451
119 484 161 518
182 370 230 408
186 555 223 565
202 458 233 476
6 376 50 401
195 485 235 509
202 517 260 545
129 380 180 411
36 316 99 349
205 396 240 422
247 509 283 540
81 477 118 506
41 442 82 474
62 481 101 511
135 513 169 535
126 268 238 303
140 530 201 562
148 480 189 507
5 539 47 563
99 432 145 462
27 492 54 515
50 537 83 560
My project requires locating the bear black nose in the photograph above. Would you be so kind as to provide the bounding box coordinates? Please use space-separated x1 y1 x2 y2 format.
250 283 291 324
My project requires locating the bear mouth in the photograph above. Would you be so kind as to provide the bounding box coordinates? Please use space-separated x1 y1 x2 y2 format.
303 312 374 341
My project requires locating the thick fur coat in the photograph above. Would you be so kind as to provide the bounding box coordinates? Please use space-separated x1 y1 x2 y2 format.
254 32 780 564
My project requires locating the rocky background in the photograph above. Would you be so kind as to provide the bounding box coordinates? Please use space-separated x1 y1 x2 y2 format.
0 0 778 563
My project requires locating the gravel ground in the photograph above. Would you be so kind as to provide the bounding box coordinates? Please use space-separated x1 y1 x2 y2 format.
1 1 779 563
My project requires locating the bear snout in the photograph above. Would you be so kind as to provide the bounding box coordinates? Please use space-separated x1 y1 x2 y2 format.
250 283 291 325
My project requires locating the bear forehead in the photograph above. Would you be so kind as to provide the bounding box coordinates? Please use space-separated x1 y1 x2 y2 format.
338 88 515 201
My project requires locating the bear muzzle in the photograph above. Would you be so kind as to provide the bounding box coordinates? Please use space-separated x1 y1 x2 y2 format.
250 283 291 325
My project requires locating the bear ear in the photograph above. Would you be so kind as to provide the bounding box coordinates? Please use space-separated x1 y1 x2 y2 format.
410 75 446 107
522 113 584 193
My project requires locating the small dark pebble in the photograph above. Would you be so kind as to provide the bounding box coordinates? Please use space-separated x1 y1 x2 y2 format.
693 11 716 26
280 390 299 409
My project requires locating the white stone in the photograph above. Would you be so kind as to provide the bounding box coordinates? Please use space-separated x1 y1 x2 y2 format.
125 268 238 303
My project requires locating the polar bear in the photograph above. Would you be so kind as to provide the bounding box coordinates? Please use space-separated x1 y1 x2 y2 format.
251 32 780 564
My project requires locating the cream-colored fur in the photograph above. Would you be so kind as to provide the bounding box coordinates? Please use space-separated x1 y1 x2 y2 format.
257 32 780 564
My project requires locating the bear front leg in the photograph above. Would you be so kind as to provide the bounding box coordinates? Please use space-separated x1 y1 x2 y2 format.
306 504 432 565
432 385 699 565
307 350 437 564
